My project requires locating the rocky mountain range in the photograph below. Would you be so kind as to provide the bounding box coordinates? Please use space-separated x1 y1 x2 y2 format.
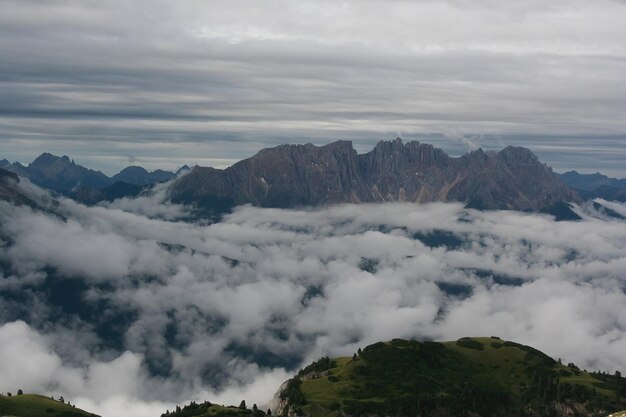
7 140 622 220
169 139 581 218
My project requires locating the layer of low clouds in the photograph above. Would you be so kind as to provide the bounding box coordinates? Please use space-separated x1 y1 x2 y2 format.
1 0 625 175
1 181 626 417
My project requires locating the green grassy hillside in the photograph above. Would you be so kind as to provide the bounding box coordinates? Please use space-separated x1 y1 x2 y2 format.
0 393 99 417
278 337 626 417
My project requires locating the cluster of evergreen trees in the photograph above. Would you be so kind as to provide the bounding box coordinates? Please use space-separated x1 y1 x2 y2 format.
161 400 270 417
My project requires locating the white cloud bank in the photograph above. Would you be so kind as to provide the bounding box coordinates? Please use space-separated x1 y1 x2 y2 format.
1 187 626 417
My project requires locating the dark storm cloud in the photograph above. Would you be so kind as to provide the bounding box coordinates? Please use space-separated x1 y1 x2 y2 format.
1 0 626 175
1 180 626 417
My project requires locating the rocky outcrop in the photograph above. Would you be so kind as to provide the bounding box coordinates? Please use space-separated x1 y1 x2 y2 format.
169 139 580 217
269 381 290 417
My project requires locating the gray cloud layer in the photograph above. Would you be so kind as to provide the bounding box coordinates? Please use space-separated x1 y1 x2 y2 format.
1 0 625 175
1 179 626 417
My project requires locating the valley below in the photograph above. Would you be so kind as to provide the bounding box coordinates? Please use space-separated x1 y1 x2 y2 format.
1 161 625 417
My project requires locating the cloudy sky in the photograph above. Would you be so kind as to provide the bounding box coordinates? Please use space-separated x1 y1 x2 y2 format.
1 177 626 417
1 0 626 176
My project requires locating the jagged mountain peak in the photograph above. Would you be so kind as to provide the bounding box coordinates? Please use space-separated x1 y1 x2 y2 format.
499 145 540 162
176 165 191 174
168 139 580 219
15 152 110 193
31 152 72 166
373 137 406 149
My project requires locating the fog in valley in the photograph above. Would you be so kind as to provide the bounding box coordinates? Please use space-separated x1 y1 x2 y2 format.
1 180 625 417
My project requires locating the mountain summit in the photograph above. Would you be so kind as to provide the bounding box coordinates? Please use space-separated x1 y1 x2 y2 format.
168 139 580 217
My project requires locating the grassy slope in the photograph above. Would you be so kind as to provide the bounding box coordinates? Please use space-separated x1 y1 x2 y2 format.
0 394 98 417
293 337 626 417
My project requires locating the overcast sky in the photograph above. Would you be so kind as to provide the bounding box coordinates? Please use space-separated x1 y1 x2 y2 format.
1 0 626 176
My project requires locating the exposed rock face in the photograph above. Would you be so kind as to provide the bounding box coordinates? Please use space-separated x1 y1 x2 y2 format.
169 139 580 215
269 381 290 417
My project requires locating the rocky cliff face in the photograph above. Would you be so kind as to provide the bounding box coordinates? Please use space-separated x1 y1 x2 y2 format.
169 139 580 216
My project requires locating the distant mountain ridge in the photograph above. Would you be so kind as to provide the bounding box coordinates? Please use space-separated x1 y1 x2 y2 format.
559 171 626 202
112 165 179 186
168 139 580 218
0 154 186 202
7 142 622 217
